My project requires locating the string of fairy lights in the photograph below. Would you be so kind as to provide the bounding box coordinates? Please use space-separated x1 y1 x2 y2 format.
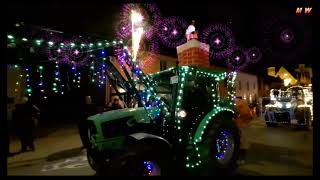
12 65 22 95
7 34 124 52
25 67 32 96
53 61 64 94
7 31 128 99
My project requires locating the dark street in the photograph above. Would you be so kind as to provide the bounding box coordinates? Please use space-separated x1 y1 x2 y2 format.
8 117 312 176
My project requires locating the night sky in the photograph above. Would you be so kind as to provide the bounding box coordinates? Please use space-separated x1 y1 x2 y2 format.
6 0 312 74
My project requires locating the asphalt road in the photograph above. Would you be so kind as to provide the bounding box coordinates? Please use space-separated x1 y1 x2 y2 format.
8 118 313 176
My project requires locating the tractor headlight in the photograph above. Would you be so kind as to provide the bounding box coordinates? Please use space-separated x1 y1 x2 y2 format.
285 102 292 108
178 110 187 118
275 102 283 108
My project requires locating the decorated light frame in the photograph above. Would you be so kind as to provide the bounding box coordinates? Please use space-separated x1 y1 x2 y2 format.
150 66 237 168
174 66 236 168
7 31 128 98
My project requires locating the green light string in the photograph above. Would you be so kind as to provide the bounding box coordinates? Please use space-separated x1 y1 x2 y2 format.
185 112 204 168
7 33 125 52
175 66 190 143
194 107 234 143
148 67 175 77
185 107 235 168
211 82 218 108
161 102 172 137
184 69 236 169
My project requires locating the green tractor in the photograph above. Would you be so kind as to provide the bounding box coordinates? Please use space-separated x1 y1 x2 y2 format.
86 65 240 176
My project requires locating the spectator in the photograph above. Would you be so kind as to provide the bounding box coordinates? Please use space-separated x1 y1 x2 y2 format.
234 96 253 164
12 96 40 152
7 96 15 157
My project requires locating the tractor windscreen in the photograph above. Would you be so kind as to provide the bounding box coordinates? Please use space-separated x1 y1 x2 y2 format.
150 69 176 109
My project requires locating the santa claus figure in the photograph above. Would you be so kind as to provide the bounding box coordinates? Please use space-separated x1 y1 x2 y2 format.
185 20 198 41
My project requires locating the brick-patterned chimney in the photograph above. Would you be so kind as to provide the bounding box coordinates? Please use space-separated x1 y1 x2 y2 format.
176 39 210 68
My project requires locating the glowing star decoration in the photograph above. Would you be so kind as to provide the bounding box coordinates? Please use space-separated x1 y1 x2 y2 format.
280 28 294 44
200 23 236 60
226 47 248 71
245 47 262 63
156 16 188 48
131 10 144 62
261 14 310 58
74 49 79 55
61 37 90 67
46 35 66 62
172 29 178 36
214 38 221 45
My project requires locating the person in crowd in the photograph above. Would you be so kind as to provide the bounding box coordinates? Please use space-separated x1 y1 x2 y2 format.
7 96 15 157
12 96 40 152
234 96 254 164
75 91 91 150
111 96 124 110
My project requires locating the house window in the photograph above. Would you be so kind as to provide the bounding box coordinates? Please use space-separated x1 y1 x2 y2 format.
239 81 242 90
247 81 250 91
160 60 167 71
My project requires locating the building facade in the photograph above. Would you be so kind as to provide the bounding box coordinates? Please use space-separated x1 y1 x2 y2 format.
235 72 258 103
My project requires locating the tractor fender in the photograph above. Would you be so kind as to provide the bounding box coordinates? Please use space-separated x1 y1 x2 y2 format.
193 108 235 143
127 133 173 150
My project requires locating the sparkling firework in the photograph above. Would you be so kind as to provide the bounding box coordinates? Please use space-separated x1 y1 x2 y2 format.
114 3 160 68
114 34 159 68
115 3 161 40
131 10 144 62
